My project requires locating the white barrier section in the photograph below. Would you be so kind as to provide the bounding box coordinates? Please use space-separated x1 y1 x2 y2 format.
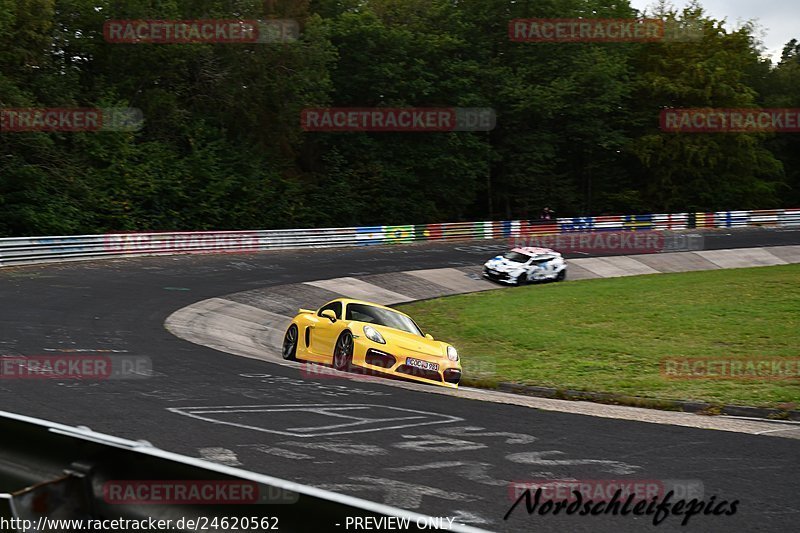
0 209 798 267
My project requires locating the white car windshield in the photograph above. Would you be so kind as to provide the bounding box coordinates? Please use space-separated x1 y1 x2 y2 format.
346 303 423 336
502 251 531 263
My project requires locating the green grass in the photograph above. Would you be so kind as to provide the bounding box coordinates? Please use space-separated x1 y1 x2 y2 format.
398 265 800 409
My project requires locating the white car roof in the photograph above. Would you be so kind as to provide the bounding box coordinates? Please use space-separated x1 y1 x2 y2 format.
511 247 561 257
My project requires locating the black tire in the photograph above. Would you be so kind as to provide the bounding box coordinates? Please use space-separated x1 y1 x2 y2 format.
515 272 528 286
282 325 298 361
333 331 354 371
556 269 566 282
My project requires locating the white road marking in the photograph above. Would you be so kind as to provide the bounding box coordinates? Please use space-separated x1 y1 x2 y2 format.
192 407 426 433
388 461 507 487
435 426 537 444
241 375 389 397
449 510 492 526
168 404 463 438
286 416 427 434
243 445 314 460
505 451 640 475
317 476 479 509
394 434 487 452
278 439 388 456
198 447 242 466
43 348 129 353
140 390 205 402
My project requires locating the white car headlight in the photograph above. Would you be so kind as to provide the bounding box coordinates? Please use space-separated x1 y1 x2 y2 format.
363 325 386 344
447 346 459 361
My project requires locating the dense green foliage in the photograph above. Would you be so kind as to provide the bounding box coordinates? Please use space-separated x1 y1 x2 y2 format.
1 0 798 236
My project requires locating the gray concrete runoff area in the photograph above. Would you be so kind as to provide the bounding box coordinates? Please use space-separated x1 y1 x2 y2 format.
166 245 800 440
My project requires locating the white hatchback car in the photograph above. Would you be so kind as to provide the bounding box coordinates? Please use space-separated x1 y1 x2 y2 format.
482 247 567 285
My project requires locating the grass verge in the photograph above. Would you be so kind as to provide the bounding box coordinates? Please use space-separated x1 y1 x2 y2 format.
398 264 800 409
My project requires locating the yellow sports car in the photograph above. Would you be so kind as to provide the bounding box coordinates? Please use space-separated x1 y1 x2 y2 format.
281 298 461 388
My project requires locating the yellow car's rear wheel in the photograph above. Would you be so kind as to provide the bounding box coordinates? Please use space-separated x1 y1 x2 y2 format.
333 331 354 371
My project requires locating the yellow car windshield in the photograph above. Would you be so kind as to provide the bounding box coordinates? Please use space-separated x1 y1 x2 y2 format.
345 303 423 336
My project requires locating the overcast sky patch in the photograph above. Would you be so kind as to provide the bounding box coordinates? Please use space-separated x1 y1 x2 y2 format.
630 0 799 63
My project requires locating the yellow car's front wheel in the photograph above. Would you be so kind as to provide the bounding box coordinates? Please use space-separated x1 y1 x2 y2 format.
282 325 298 361
333 331 354 370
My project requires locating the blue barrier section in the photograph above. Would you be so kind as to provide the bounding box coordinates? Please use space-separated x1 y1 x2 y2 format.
623 214 655 231
728 212 749 227
560 217 595 232
718 212 730 228
355 226 383 246
34 237 89 254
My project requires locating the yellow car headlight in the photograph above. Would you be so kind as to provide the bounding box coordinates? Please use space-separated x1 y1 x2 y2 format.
363 325 386 344
447 346 459 361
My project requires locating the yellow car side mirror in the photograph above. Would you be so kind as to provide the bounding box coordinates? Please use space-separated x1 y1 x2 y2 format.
321 309 337 322
425 333 434 340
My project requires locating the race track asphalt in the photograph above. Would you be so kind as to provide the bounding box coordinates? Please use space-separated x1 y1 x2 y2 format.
1 227 799 532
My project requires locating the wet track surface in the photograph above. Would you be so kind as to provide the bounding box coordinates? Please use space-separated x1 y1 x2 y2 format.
1 228 799 532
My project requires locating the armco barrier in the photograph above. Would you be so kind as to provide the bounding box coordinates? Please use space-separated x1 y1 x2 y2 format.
0 410 487 532
0 209 798 267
